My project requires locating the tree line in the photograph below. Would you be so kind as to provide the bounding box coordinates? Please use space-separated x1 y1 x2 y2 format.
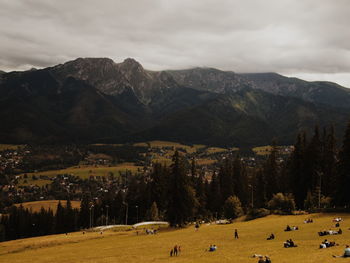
1 122 350 241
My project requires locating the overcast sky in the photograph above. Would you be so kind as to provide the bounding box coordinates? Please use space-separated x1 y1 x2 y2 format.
1 0 350 87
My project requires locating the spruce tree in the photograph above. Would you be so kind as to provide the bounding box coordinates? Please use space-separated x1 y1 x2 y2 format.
79 194 91 229
167 151 197 226
321 126 337 197
263 143 279 200
335 121 350 206
289 132 307 208
233 154 248 206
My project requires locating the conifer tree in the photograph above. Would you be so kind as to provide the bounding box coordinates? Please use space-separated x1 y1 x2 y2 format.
55 201 65 234
233 154 248 206
167 151 197 226
207 172 222 217
321 126 337 197
335 121 350 206
263 143 279 200
289 132 307 208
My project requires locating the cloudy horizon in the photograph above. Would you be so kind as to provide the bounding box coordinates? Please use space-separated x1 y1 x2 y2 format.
1 0 350 87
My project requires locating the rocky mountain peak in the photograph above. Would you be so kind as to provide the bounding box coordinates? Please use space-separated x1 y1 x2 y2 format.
118 58 144 73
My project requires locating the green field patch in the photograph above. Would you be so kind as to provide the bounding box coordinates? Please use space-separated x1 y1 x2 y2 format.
0 144 23 151
15 200 81 213
196 158 216 166
18 163 142 180
205 147 228 154
17 178 52 187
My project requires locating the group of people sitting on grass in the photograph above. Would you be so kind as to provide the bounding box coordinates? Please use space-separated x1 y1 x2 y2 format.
284 225 299 231
284 239 297 248
145 228 158 235
257 255 271 263
304 218 313 224
252 254 271 263
208 244 218 252
266 233 275 240
319 239 338 249
318 228 342 236
333 217 343 223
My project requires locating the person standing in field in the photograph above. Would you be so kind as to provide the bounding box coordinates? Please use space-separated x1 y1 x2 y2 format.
173 245 178 256
234 229 239 239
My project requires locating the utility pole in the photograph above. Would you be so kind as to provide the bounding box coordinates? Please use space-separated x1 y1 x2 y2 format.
124 202 128 225
249 184 254 208
135 205 138 223
89 204 94 229
91 205 94 228
106 205 109 226
318 171 322 209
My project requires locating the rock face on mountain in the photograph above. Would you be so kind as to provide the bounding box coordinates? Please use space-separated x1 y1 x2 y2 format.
241 73 350 109
1 58 349 146
167 68 252 93
51 58 180 104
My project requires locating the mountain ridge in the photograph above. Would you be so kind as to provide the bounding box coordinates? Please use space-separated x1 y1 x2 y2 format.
1 57 349 146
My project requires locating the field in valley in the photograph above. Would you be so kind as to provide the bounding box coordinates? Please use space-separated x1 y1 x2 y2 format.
0 213 349 263
16 163 143 187
15 200 81 213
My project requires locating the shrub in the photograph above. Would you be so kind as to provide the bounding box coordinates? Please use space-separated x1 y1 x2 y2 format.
223 195 243 219
268 193 295 213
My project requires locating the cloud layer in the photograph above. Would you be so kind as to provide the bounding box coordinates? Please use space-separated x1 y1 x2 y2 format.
1 0 350 86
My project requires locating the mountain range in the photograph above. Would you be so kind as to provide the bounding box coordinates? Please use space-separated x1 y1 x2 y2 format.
1 58 349 147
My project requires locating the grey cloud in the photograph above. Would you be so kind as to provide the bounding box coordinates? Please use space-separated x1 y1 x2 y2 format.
1 0 350 87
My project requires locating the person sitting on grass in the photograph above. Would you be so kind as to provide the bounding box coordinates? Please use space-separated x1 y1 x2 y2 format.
265 256 272 263
285 225 291 231
257 256 265 263
284 239 297 248
333 245 350 258
304 218 313 223
320 239 330 249
257 255 272 263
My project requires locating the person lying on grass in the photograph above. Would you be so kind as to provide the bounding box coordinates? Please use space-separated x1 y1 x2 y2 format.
318 228 342 236
319 239 338 249
284 225 298 231
267 233 275 240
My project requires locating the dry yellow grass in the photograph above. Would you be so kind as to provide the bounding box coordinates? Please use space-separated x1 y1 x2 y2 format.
196 159 216 166
0 144 23 151
205 147 228 154
1 213 349 263
252 145 273 155
18 163 142 181
14 200 81 213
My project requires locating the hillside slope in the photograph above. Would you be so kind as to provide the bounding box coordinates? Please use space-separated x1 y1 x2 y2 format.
0 213 349 263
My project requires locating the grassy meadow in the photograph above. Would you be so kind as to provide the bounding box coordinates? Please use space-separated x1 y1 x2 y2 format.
17 163 142 181
0 213 349 263
15 200 81 213
0 144 23 151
